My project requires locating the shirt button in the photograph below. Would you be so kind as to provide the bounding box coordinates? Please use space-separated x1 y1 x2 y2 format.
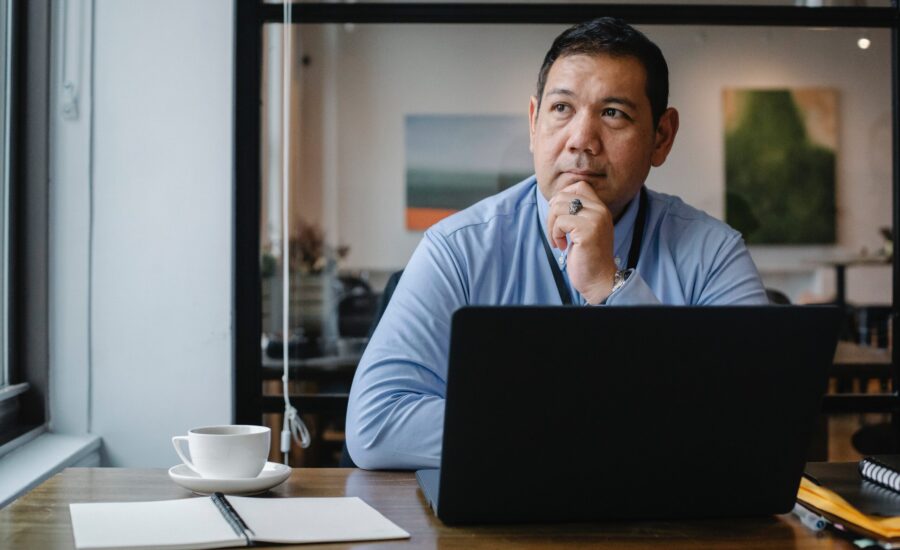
558 256 565 267
614 256 622 268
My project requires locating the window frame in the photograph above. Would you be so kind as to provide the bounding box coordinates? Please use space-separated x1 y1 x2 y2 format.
0 0 50 452
0 0 8 391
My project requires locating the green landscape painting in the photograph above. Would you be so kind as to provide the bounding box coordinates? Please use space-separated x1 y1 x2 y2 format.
724 88 837 244
405 114 533 230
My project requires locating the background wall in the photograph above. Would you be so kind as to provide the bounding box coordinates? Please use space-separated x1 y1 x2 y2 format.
294 24 892 304
84 0 233 466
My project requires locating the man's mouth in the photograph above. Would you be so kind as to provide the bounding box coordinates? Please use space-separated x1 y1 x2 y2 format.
562 170 606 179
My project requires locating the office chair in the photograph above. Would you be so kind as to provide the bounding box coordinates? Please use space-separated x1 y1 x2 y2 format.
338 293 379 339
366 270 404 339
338 275 373 297
765 288 791 305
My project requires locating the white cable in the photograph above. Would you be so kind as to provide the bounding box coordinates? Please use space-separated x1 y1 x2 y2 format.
281 0 311 465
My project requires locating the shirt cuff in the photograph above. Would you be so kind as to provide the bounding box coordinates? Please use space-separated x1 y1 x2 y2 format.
601 270 661 305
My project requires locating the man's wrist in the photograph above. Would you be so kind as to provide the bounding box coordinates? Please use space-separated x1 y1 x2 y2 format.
584 268 633 305
606 268 635 301
610 269 628 294
582 267 619 305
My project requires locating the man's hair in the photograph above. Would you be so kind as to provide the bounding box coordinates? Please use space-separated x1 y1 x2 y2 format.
536 17 669 127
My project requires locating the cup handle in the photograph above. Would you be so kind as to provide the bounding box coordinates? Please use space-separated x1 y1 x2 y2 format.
172 436 201 475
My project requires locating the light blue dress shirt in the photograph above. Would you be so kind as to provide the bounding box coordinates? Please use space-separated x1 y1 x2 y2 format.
346 176 768 470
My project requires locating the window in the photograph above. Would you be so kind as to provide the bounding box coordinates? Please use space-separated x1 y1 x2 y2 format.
0 0 9 390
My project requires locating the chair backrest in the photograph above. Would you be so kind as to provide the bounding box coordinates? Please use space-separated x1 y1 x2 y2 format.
367 270 404 339
338 293 379 338
765 288 791 305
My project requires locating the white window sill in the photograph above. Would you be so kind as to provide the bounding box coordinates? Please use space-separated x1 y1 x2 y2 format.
0 431 101 508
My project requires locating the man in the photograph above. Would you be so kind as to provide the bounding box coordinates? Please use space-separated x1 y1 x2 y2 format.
346 18 768 470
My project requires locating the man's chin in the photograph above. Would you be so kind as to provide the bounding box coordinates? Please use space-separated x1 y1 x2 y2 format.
538 176 610 201
558 176 607 196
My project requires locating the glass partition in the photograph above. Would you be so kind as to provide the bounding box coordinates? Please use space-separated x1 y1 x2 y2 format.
259 21 894 464
264 22 892 294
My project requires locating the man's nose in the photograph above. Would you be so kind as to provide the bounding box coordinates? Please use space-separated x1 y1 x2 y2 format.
566 113 602 156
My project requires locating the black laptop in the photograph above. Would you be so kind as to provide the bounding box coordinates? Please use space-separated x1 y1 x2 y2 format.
416 305 843 525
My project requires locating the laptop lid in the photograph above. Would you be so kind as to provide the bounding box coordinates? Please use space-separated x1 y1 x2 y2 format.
435 306 843 525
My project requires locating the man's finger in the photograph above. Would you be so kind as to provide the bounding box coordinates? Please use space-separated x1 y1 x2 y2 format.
547 193 602 249
547 194 580 248
549 192 598 216
561 180 601 203
550 213 584 250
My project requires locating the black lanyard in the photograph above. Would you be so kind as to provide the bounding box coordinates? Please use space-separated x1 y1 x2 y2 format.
538 186 649 305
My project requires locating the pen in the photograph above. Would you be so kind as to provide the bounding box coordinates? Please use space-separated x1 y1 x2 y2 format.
793 502 828 532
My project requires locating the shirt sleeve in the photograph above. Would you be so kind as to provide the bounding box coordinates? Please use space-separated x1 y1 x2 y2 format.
345 229 465 470
605 231 769 306
693 232 769 305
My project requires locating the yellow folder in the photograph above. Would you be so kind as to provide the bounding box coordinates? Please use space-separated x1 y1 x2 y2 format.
798 476 900 540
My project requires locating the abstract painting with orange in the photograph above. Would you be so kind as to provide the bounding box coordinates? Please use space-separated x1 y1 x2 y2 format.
405 115 533 231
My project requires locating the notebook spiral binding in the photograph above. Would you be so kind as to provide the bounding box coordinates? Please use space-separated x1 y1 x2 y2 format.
859 457 900 493
210 492 252 546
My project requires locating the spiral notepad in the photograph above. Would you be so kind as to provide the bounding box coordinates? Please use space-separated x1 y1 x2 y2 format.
859 456 900 493
69 493 409 549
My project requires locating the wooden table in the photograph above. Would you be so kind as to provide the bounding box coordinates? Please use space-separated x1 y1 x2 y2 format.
0 467 855 549
812 255 890 306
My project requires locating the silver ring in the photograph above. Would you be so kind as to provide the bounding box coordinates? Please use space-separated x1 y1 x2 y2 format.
568 198 583 215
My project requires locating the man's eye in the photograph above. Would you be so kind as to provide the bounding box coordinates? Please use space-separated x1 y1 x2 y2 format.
551 103 570 114
603 108 624 118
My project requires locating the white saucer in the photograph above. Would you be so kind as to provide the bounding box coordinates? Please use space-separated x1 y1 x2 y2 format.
168 461 291 495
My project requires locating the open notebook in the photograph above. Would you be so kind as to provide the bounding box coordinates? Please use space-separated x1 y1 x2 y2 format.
69 493 410 549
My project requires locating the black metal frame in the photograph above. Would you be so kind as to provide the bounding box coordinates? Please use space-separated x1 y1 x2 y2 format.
1 0 49 446
234 2 900 425
261 3 897 26
233 0 263 426
7 0 20 392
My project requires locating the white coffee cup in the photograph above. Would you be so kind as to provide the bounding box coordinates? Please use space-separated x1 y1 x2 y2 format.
172 425 270 479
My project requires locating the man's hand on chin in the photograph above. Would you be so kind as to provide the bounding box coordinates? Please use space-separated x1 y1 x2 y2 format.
546 181 619 304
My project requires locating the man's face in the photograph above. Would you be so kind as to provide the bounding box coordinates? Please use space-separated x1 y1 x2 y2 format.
529 53 675 219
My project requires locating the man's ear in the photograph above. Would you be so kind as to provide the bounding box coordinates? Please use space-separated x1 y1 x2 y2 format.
650 107 679 167
528 96 538 153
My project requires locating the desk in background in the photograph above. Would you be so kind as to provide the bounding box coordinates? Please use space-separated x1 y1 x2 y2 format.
814 256 890 306
260 354 361 466
832 340 892 380
0 467 854 549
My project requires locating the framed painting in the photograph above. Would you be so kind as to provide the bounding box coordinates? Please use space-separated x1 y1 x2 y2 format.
724 88 837 244
405 114 533 230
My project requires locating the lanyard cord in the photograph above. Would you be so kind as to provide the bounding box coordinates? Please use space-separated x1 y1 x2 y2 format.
538 187 648 305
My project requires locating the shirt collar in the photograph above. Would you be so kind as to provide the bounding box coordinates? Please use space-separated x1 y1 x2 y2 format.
535 182 642 270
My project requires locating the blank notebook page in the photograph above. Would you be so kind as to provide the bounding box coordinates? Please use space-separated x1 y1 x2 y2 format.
228 496 410 543
69 498 241 550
